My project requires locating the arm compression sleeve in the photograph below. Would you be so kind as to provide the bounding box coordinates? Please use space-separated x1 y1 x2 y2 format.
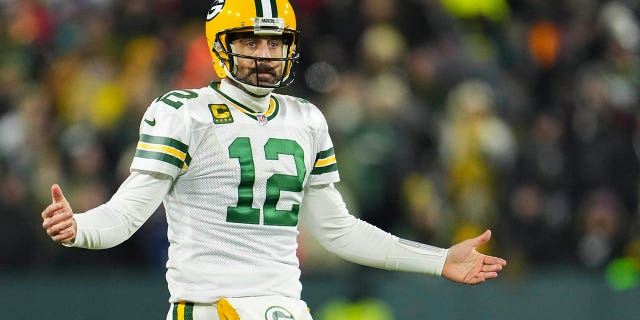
300 184 448 276
70 171 172 249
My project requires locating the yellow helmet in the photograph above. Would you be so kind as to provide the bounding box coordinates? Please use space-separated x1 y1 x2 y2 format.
205 0 300 89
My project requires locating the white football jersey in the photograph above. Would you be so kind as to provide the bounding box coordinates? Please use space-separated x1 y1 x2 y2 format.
130 82 340 303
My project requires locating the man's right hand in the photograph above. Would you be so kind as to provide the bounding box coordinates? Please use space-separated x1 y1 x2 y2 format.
41 184 77 244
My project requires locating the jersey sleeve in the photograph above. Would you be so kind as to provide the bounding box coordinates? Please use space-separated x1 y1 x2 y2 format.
307 107 340 186
130 95 192 178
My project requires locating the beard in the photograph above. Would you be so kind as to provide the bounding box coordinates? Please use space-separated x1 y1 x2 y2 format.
237 62 281 86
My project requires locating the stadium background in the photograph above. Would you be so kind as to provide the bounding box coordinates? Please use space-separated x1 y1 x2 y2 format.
1 0 639 319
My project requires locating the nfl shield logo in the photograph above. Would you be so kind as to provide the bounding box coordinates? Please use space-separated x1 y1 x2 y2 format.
257 114 268 126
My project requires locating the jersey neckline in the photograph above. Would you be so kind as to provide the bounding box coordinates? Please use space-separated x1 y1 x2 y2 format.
210 81 280 122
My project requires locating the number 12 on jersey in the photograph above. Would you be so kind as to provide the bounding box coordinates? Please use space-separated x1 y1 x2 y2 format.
227 137 306 227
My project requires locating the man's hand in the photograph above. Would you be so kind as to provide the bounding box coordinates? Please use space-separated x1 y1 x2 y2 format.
442 230 507 284
41 184 77 244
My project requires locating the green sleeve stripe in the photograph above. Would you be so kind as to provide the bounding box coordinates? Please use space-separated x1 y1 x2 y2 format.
135 149 184 169
311 163 338 175
140 134 188 153
315 147 335 160
185 153 192 167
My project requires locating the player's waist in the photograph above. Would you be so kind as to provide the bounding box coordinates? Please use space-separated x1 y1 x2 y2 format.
168 296 310 320
166 263 303 303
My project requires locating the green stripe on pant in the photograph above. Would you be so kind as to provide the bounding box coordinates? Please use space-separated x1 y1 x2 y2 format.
173 302 194 320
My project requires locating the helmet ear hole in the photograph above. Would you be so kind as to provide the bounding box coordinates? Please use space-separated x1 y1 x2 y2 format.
282 34 293 46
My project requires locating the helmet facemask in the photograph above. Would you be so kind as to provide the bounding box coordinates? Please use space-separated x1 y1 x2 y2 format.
212 23 299 93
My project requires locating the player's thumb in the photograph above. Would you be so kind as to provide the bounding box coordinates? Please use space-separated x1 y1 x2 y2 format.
469 229 492 248
51 184 67 204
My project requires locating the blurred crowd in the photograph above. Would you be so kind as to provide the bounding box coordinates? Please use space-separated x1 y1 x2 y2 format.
1 0 640 283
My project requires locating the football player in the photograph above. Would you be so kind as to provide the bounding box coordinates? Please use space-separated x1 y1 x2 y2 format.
41 0 507 319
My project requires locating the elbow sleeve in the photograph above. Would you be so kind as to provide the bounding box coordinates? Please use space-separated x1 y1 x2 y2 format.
300 184 447 276
72 171 172 249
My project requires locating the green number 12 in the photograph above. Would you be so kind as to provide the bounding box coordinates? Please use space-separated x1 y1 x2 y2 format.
227 137 306 226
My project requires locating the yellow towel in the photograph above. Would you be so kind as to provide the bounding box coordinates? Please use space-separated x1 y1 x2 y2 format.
217 298 240 320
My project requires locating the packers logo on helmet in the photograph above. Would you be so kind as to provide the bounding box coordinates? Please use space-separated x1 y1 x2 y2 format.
205 0 300 90
206 0 225 20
